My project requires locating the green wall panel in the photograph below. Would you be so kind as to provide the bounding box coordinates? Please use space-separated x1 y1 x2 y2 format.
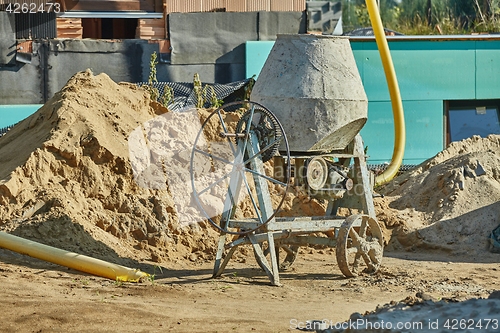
354 40 476 102
0 105 42 128
245 38 500 164
476 41 500 99
349 41 364 81
245 41 275 79
360 100 444 164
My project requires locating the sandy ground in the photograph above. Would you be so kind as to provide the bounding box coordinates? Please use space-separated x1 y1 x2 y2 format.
1 247 498 333
1 71 499 333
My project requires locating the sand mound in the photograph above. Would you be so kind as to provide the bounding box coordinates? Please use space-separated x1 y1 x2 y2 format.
0 70 219 265
377 135 500 255
0 70 327 267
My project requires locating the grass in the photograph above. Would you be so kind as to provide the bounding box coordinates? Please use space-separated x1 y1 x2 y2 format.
146 265 164 285
344 0 500 35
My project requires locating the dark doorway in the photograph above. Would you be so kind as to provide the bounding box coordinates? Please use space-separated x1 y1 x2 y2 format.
82 18 137 39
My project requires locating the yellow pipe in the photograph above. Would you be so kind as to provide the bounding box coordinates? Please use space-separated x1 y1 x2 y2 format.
0 231 149 282
365 0 406 185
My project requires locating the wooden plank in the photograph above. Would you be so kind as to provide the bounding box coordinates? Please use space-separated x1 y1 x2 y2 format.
56 17 82 38
138 27 165 32
138 31 165 36
57 25 82 29
57 24 82 26
229 216 349 232
58 34 83 38
137 18 165 39
139 19 164 26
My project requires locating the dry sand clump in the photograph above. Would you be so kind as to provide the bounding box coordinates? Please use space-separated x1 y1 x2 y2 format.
377 135 500 255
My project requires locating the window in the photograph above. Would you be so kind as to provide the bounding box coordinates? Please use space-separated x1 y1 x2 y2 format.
82 18 137 39
447 100 500 144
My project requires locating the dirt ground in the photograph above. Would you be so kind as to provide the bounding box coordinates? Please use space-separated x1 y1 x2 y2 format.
1 71 499 333
1 247 498 333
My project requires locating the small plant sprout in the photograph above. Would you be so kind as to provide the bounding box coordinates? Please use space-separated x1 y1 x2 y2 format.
148 265 164 285
146 51 174 108
203 85 224 108
193 73 203 108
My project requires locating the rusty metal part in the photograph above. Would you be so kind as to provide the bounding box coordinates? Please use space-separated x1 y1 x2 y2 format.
336 214 383 277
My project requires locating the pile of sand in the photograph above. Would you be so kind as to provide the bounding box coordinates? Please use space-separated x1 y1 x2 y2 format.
0 70 221 265
377 135 500 255
0 70 326 267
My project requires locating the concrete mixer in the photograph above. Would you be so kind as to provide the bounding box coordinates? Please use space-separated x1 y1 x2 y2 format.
190 34 383 286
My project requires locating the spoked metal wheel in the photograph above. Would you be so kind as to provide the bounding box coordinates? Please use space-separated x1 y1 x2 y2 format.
190 101 291 235
336 214 384 277
255 243 299 272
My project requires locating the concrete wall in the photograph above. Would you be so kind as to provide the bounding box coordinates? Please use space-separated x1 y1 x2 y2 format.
0 11 305 106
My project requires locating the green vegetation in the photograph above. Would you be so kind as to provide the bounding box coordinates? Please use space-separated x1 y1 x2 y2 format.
145 51 174 107
147 265 163 285
193 73 224 109
340 0 500 35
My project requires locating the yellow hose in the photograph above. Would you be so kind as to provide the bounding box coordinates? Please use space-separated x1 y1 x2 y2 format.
365 0 406 185
0 231 149 282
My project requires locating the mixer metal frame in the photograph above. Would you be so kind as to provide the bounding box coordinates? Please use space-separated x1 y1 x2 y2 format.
190 101 383 286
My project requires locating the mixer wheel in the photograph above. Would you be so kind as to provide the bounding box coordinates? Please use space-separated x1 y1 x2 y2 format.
190 101 291 235
336 215 383 277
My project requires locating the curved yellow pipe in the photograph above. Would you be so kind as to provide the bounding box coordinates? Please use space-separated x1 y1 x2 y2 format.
365 0 406 185
0 231 149 282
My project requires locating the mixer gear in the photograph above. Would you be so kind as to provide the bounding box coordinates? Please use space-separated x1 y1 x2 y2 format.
235 106 282 163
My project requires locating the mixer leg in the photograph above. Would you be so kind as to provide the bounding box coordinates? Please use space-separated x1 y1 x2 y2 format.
213 234 227 277
249 233 281 286
325 200 338 216
324 135 376 219
352 135 376 218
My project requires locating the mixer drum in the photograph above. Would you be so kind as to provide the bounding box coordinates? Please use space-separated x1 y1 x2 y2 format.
251 34 368 152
